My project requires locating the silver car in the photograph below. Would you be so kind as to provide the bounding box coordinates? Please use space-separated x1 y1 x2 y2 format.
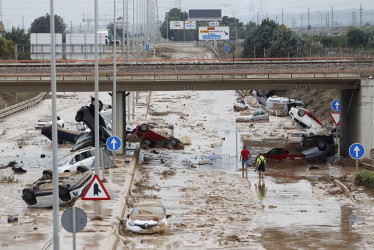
236 109 269 122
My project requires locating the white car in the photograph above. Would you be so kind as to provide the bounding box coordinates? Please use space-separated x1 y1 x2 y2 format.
35 116 64 129
236 109 269 122
289 107 327 135
266 96 306 116
233 98 250 111
58 147 95 173
126 201 171 234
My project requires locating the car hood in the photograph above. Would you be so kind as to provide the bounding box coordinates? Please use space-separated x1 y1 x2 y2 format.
302 147 329 159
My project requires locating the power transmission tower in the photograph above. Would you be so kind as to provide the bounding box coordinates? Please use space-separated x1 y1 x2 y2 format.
281 9 284 24
308 8 310 28
301 14 303 29
331 6 334 28
352 12 356 26
359 4 363 26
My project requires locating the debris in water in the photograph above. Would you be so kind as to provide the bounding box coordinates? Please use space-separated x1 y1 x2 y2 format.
7 216 18 223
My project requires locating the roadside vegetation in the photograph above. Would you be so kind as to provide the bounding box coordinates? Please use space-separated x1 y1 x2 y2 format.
355 171 374 190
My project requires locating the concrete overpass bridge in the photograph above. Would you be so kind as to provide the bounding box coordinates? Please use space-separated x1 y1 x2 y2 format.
0 57 373 158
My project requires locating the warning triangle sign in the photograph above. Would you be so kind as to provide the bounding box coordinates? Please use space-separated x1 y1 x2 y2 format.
81 175 111 200
330 112 340 126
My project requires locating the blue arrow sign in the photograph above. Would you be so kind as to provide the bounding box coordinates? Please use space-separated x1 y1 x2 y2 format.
145 44 150 51
224 46 230 52
332 99 340 111
106 136 122 152
349 143 365 159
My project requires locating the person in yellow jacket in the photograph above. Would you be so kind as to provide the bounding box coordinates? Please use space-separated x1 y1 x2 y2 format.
255 153 267 178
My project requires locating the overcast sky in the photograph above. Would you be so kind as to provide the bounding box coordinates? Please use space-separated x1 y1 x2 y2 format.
1 0 373 31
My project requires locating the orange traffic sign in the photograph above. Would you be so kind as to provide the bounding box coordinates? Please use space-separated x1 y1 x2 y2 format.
81 175 111 200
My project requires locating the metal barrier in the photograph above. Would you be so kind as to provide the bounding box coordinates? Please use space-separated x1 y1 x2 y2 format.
0 93 47 120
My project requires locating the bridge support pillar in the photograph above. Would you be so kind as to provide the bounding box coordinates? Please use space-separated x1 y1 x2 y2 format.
341 79 374 159
115 92 126 155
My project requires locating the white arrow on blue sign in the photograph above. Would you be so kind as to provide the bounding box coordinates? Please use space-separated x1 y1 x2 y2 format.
106 136 122 152
349 143 365 159
145 45 150 51
331 99 341 111
224 46 230 52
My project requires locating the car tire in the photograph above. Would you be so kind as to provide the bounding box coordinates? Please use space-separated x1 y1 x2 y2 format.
139 123 149 133
77 165 89 173
48 125 53 132
297 109 305 117
251 119 255 123
75 111 84 122
62 124 64 128
317 140 328 151
59 185 71 201
170 137 178 147
245 106 249 110
42 169 53 179
22 188 37 206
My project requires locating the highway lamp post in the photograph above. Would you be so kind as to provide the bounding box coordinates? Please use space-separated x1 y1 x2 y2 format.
94 0 100 217
113 0 117 159
50 0 60 249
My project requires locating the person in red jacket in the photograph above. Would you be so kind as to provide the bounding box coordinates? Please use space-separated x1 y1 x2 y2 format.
239 145 251 170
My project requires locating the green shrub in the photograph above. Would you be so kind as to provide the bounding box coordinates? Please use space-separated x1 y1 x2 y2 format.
355 171 374 190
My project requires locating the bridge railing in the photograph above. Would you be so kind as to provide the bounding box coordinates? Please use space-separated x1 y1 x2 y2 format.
0 57 373 76
0 93 47 120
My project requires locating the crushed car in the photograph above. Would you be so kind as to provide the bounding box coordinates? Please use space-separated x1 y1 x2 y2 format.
41 125 82 144
289 107 327 135
136 123 184 149
266 96 306 116
233 98 250 111
125 201 171 234
236 109 269 123
35 116 64 129
263 148 306 165
251 90 274 106
21 167 93 208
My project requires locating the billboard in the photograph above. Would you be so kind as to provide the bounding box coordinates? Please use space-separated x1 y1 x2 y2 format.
189 9 222 21
184 21 196 30
170 21 184 30
198 27 229 40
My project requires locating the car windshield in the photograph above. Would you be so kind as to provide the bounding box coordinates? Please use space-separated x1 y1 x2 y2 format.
131 206 164 217
40 117 52 121
58 154 71 165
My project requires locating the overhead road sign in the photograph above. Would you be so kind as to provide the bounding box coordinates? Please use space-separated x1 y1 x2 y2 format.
184 21 196 29
332 99 341 111
329 112 340 126
349 143 365 159
199 27 229 40
82 175 111 200
189 9 222 21
170 21 184 30
106 136 122 151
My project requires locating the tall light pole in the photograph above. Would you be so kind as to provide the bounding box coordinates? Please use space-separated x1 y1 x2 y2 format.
50 0 60 248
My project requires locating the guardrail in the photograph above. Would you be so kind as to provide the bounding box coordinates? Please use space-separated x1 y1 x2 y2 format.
0 93 47 120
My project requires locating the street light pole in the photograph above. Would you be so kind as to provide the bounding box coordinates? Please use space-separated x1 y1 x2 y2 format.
50 0 60 248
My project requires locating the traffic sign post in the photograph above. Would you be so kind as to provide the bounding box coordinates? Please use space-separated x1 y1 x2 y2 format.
145 44 150 51
332 99 341 111
224 46 230 53
82 175 111 200
61 207 87 250
349 143 365 173
106 136 122 152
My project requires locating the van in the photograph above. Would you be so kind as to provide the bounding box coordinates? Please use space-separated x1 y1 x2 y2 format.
266 96 305 116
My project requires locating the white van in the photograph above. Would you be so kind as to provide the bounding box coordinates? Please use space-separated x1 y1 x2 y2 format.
266 96 305 116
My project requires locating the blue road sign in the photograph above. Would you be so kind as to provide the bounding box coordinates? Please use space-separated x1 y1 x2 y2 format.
202 35 221 40
349 143 365 159
145 44 150 51
224 46 230 52
332 99 341 111
106 136 122 151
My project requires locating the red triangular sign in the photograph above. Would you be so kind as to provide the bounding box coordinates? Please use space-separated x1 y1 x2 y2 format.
330 112 340 126
81 174 111 200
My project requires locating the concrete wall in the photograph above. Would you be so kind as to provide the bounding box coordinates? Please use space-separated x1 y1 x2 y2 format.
341 78 374 158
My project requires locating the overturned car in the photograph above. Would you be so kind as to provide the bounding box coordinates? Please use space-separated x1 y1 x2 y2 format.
22 167 93 208
136 123 184 149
